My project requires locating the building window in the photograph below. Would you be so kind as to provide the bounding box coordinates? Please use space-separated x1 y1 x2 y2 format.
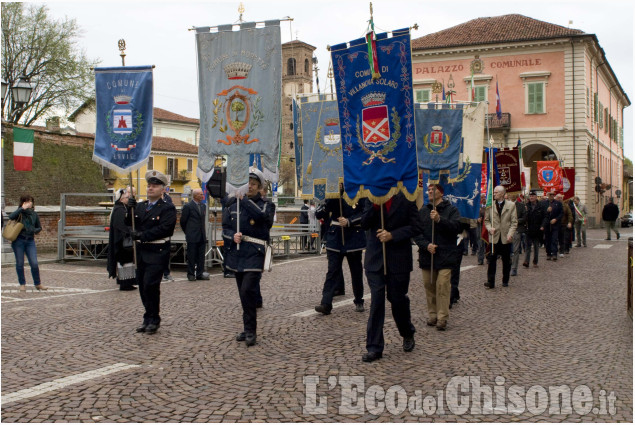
305 58 310 75
599 102 603 128
594 93 598 122
287 58 296 76
415 89 431 103
148 156 154 170
187 158 193 172
526 82 545 114
166 158 178 181
473 85 487 103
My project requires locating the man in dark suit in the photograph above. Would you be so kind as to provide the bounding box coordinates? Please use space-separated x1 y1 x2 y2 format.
314 192 367 315
127 170 177 335
300 200 309 250
360 193 418 362
543 190 563 261
181 188 209 281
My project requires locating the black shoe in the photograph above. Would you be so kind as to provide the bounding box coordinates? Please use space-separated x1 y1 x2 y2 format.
522 262 529 268
120 285 137 291
256 301 263 309
236 332 246 342
187 274 196 281
484 282 494 289
477 261 484 265
145 324 159 334
605 238 611 241
502 283 509 287
245 332 256 346
136 324 147 333
403 336 415 352
471 251 477 256
314 304 332 315
354 303 365 312
617 234 620 240
196 274 210 281
362 352 382 362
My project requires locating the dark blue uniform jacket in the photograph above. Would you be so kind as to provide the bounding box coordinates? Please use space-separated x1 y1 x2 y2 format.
315 198 367 253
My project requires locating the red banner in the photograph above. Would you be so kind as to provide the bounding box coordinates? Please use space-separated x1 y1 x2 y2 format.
480 163 487 194
495 148 521 193
563 167 575 200
537 161 563 193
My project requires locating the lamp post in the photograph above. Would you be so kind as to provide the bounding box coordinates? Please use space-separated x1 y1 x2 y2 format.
1 75 34 222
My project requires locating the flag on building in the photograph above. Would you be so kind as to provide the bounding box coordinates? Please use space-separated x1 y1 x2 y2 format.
93 66 154 174
330 28 418 205
496 80 502 119
13 127 34 171
195 20 282 193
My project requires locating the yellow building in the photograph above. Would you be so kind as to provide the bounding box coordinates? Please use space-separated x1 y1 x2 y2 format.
104 136 201 205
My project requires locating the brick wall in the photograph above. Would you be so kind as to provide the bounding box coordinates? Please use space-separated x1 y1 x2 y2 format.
2 125 108 207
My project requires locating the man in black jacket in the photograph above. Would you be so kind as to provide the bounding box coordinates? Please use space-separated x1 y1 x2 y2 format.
543 191 563 261
524 191 547 267
511 195 528 276
602 197 620 240
127 171 177 335
314 193 367 315
414 185 461 331
180 188 209 281
360 193 418 362
222 169 275 347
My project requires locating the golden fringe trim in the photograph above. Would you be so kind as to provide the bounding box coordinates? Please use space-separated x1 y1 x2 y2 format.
342 182 422 206
301 177 345 200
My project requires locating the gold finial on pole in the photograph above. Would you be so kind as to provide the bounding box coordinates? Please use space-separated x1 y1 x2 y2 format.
238 2 245 23
118 39 126 67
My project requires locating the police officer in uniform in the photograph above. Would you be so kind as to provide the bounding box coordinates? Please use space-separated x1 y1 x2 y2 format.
127 171 177 335
314 186 367 314
222 169 275 346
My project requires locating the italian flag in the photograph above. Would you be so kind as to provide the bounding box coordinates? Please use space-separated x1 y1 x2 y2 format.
13 127 34 171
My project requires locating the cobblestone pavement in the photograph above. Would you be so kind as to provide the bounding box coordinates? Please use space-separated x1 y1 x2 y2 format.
1 228 632 422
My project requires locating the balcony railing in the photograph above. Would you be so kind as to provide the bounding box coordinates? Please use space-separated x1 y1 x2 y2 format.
487 113 511 130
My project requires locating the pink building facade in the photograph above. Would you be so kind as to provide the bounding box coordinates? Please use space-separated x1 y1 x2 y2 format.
411 15 629 226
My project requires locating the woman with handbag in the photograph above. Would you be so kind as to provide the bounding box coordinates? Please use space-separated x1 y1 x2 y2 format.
107 188 137 291
8 194 46 292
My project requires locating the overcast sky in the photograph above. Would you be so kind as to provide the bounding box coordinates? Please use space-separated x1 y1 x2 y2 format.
43 0 633 159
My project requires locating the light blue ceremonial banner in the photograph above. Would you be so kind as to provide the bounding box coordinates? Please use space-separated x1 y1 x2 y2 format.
416 103 485 218
415 103 485 183
298 95 343 200
196 21 282 192
330 28 418 205
93 66 153 173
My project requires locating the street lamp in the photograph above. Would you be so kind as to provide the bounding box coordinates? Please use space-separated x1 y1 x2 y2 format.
1 79 7 103
11 76 33 107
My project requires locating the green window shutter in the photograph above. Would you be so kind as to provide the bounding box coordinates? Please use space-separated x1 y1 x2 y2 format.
475 86 486 102
528 84 535 114
594 93 598 122
415 90 430 103
527 82 543 114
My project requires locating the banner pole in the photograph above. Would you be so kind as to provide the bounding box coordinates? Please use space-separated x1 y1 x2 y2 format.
236 192 240 251
431 185 436 276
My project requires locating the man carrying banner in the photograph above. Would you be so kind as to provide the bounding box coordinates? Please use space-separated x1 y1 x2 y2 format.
484 185 517 288
222 169 275 347
414 184 461 331
314 186 367 315
360 193 418 362
127 171 177 335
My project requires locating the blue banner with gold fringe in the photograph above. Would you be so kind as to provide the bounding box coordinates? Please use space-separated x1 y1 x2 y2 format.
298 94 343 200
330 28 418 205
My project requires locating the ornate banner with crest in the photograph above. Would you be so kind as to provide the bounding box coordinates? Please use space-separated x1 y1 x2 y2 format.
537 160 563 193
296 94 343 200
495 147 522 193
195 21 281 192
93 66 154 173
417 103 486 219
330 28 418 205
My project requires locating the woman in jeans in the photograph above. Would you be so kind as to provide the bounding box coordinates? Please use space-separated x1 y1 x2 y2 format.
9 194 46 291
